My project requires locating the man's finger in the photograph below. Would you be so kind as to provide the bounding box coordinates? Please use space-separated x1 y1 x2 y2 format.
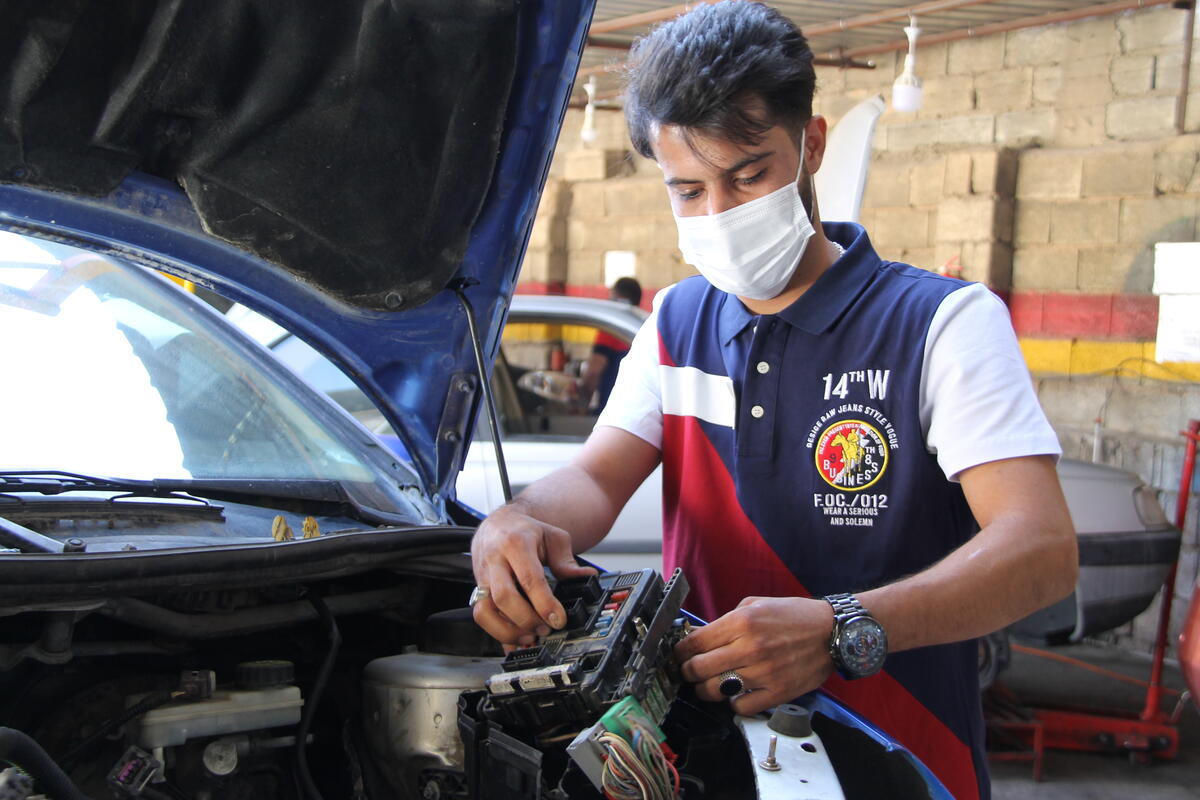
511 547 566 630
674 613 740 662
472 597 536 647
693 663 764 703
544 530 597 582
730 685 793 716
489 561 549 635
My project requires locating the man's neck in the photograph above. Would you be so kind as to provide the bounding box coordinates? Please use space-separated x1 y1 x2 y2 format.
738 223 840 315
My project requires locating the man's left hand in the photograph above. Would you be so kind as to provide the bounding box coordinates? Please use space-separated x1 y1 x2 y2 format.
674 596 836 715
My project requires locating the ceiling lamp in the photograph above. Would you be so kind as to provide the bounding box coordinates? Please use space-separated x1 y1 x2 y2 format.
892 16 923 113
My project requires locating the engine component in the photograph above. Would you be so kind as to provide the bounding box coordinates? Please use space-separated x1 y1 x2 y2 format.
107 746 160 797
134 683 303 749
361 651 503 800
236 660 295 690
483 568 690 730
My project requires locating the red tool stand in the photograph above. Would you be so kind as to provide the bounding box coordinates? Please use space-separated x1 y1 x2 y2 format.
985 419 1199 778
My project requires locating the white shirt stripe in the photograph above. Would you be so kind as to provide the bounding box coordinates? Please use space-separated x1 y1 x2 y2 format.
659 365 736 428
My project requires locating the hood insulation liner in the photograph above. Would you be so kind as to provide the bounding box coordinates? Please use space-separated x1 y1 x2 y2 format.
2 0 518 310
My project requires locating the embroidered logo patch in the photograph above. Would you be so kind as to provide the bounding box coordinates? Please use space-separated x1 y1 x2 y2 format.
814 419 888 491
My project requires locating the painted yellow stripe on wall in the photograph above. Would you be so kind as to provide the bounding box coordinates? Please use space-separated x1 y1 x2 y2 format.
1019 338 1200 382
503 323 597 345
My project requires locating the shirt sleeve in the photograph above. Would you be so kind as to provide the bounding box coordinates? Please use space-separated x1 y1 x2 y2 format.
594 287 672 449
920 283 1061 481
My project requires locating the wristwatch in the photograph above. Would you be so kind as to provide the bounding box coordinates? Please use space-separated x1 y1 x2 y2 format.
824 593 888 680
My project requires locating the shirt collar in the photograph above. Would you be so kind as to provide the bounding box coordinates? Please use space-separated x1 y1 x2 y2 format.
777 221 881 335
716 221 882 344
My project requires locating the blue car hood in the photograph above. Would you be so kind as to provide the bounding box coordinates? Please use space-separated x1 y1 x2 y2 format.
0 0 594 499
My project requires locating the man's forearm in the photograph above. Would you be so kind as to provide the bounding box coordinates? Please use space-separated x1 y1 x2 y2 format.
860 512 1077 653
503 464 623 555
860 454 1078 653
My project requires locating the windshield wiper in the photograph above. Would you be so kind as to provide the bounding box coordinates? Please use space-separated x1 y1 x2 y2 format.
0 471 352 511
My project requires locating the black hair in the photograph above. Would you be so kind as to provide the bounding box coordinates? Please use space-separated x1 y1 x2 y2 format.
624 1 816 160
610 276 642 306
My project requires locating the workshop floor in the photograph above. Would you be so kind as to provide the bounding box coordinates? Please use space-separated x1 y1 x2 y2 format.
989 641 1200 799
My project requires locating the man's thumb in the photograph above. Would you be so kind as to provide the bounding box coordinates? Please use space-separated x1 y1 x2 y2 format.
544 533 598 579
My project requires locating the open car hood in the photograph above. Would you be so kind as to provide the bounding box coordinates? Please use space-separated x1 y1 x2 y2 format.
0 0 593 499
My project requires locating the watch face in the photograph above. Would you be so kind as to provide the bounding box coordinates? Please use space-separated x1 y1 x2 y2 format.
837 616 887 677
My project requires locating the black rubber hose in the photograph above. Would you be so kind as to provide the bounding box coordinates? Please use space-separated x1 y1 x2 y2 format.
0 727 93 800
295 595 341 800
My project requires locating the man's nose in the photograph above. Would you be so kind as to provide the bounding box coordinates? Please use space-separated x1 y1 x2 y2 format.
706 185 741 216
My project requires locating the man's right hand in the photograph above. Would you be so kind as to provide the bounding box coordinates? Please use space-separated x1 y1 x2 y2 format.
470 504 597 647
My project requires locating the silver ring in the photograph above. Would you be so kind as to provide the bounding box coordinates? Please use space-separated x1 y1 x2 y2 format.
469 586 489 607
718 670 746 697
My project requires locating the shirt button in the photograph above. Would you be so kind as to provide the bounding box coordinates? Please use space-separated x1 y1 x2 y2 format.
750 405 765 418
756 361 770 374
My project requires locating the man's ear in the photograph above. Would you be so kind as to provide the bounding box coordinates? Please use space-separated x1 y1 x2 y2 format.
804 115 829 175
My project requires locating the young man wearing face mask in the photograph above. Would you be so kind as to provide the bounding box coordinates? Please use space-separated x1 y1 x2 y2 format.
469 3 1077 797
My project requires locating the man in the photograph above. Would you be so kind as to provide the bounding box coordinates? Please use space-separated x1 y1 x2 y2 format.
470 3 1076 797
575 277 642 412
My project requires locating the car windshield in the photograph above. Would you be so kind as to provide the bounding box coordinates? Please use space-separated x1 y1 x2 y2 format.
0 230 399 493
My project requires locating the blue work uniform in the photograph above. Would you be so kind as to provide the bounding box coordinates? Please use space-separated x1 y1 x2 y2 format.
655 222 989 800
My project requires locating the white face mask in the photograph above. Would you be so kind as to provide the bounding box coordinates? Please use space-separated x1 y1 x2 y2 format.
672 139 816 301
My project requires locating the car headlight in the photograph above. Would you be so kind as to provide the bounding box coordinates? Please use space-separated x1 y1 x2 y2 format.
1133 484 1171 527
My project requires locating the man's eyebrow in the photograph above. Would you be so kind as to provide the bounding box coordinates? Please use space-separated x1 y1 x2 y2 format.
663 151 774 186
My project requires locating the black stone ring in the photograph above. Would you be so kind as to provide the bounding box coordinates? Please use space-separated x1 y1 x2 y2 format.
718 670 746 697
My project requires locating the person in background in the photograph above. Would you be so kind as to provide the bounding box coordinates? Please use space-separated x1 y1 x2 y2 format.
470 4 1077 798
575 277 642 413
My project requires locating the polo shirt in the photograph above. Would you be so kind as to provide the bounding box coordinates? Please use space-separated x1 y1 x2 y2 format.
596 221 1061 800
591 329 630 411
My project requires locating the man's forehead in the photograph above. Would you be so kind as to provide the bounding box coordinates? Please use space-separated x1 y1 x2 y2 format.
650 121 785 176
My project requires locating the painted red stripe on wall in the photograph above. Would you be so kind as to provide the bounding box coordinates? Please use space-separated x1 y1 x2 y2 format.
1009 292 1159 339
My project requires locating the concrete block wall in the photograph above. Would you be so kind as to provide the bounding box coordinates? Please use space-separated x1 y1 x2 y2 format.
858 148 1016 286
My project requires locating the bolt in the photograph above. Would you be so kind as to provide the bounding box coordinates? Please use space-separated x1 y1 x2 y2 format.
758 734 781 772
63 538 86 553
455 378 473 393
442 430 461 443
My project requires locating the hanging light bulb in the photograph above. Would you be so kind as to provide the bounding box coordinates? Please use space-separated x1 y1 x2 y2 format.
892 16 923 112
581 75 599 144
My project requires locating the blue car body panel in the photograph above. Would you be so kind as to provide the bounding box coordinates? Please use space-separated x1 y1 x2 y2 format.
0 0 593 507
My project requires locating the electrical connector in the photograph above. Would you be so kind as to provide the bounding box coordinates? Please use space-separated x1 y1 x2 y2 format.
107 746 162 797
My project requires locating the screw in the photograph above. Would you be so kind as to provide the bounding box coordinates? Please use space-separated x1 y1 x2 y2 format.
385 291 404 309
758 734 781 772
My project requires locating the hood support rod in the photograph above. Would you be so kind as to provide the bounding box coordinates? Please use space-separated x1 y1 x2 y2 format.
452 280 513 504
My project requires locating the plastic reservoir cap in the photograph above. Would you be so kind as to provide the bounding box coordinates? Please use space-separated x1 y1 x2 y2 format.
767 703 813 738
236 660 295 689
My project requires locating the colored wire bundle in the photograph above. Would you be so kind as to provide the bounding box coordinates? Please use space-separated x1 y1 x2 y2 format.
598 720 679 800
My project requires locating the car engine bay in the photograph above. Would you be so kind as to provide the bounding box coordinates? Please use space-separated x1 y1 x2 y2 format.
0 536 938 800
